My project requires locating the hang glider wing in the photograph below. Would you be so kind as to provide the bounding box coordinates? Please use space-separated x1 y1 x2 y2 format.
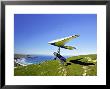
48 35 80 47
60 46 76 50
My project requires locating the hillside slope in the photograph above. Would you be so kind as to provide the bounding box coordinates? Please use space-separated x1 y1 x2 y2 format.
14 54 97 76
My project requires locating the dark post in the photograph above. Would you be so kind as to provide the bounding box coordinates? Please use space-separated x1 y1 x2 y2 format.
58 47 60 54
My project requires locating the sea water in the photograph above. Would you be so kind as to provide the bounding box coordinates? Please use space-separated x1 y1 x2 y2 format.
16 55 55 65
16 55 69 65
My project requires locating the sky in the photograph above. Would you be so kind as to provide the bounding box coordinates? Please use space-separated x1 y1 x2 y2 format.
14 14 97 56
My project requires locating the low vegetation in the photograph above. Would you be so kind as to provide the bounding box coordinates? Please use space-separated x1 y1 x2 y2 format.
14 54 97 76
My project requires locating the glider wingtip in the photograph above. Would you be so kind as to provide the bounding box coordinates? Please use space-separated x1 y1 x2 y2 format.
71 34 80 38
75 34 80 37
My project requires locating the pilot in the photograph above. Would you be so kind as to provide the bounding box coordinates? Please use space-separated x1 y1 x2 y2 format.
53 52 66 65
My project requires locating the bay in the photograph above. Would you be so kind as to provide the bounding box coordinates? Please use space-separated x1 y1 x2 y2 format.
15 55 69 66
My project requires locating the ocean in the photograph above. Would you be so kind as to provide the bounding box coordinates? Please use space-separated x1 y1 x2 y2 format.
16 55 55 65
15 55 69 65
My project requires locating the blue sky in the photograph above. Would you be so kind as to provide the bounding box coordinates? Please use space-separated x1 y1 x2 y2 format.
14 14 97 56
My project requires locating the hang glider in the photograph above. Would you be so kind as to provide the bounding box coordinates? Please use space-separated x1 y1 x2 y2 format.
48 35 79 50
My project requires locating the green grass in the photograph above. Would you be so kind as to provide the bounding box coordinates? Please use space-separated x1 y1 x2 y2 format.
14 54 97 76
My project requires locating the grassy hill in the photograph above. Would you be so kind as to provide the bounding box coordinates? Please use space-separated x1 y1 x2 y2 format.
14 54 97 76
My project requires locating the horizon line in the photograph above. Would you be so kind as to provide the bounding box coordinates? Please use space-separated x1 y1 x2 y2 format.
14 53 97 56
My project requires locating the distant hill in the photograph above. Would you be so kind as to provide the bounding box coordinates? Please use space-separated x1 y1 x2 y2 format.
14 54 28 59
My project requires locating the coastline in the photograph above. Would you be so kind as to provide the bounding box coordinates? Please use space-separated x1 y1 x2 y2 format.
14 54 54 67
